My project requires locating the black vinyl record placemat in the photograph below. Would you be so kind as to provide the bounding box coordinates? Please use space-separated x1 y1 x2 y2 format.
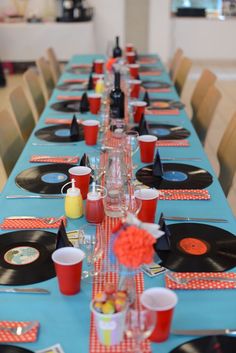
50 100 81 113
35 124 84 142
133 124 190 140
155 223 236 272
169 335 236 353
56 82 87 91
0 230 56 285
136 163 213 190
66 65 91 75
142 80 171 89
15 163 73 194
147 98 185 110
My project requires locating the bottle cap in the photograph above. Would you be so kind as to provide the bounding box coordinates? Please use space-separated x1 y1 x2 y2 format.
87 182 101 201
67 179 81 197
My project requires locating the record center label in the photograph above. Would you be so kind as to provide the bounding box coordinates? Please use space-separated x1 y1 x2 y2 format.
179 237 208 255
163 171 188 182
153 128 170 137
41 172 68 184
4 246 40 265
54 128 70 137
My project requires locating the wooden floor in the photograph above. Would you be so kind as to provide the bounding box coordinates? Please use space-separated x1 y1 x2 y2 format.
0 65 236 215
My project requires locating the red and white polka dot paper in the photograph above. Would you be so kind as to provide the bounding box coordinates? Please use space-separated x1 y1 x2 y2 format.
165 272 236 290
0 321 39 342
145 109 179 116
30 156 79 164
44 118 81 125
0 217 67 230
159 189 210 201
156 139 189 147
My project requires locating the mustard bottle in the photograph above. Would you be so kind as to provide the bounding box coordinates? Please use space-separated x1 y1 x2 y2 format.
64 179 83 219
95 77 105 94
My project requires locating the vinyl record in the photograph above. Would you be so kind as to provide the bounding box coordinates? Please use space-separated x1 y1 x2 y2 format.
136 163 213 190
0 230 56 285
142 80 171 90
67 64 91 75
15 164 74 194
170 335 236 353
57 82 87 91
0 346 34 353
50 100 81 113
133 124 190 140
154 223 236 272
147 98 185 110
35 124 84 142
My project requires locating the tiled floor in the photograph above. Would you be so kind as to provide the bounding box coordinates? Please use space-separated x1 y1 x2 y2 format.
1 64 236 215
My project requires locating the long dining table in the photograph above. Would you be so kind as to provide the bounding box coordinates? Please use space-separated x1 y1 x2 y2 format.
0 52 236 353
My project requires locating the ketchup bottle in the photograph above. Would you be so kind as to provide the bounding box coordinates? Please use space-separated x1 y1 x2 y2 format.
85 183 105 223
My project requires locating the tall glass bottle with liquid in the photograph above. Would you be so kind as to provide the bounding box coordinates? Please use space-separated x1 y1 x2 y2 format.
113 36 122 58
109 71 125 119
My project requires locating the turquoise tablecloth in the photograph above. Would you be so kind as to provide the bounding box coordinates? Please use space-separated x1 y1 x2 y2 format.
0 54 235 353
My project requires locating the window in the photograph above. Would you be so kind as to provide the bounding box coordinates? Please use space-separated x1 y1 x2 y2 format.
172 0 222 12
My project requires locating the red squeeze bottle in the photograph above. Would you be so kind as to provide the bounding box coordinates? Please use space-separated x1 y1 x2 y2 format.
85 186 105 224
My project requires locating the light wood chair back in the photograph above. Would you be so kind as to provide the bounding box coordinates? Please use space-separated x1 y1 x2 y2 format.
9 86 35 142
169 48 183 81
174 56 192 96
0 110 24 176
191 69 217 123
217 112 236 196
0 158 7 192
193 85 221 145
47 47 61 84
23 68 46 120
36 57 55 101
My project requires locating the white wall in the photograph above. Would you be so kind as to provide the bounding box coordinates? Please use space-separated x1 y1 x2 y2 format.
148 0 173 64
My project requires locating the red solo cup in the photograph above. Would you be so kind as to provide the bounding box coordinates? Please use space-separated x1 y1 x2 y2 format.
131 101 147 123
126 43 134 52
134 188 159 223
82 119 99 145
129 79 141 99
128 64 140 78
92 74 104 89
52 247 85 295
126 51 136 64
69 166 91 199
88 93 102 114
94 59 104 74
137 135 157 163
141 287 178 342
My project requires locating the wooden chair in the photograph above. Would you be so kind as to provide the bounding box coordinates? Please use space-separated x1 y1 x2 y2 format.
169 48 183 81
23 68 46 120
9 86 35 142
47 47 61 84
217 112 236 196
36 57 55 101
192 85 221 145
174 56 192 96
0 110 24 176
191 69 217 123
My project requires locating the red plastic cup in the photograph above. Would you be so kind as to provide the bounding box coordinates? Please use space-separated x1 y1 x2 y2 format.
134 188 159 223
88 93 102 114
94 59 104 74
126 43 134 52
82 119 100 145
141 287 178 342
129 79 141 99
128 64 140 78
137 135 157 163
69 166 91 199
126 51 136 64
131 101 147 123
52 247 85 296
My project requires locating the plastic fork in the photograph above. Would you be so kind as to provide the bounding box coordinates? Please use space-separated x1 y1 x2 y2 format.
0 321 38 336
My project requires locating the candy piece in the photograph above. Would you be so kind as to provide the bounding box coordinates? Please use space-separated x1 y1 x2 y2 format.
116 291 128 300
94 301 103 313
94 292 107 302
104 283 116 295
115 298 126 312
102 301 115 314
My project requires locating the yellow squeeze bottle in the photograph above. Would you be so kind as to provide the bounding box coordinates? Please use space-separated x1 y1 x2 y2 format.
95 78 105 94
64 179 83 219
